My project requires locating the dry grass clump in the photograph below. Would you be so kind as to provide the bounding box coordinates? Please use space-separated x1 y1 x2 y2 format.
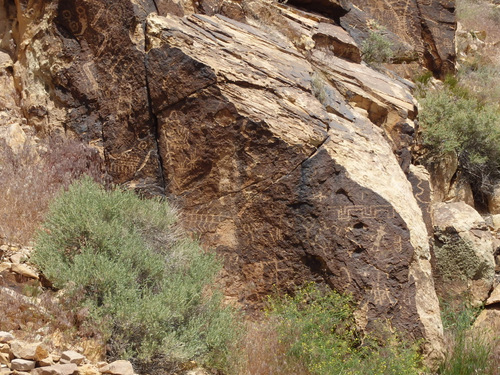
439 299 499 375
0 136 107 245
231 318 310 375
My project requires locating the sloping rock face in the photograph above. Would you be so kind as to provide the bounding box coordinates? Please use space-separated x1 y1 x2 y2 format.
1 0 444 362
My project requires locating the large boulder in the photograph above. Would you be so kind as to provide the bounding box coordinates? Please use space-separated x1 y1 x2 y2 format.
432 202 496 304
146 12 443 362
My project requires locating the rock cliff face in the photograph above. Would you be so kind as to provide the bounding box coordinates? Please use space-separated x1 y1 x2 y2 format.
342 0 456 76
0 0 445 363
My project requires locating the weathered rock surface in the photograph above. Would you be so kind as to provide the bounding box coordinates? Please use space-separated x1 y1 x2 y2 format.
420 151 458 204
31 363 78 375
10 263 38 280
472 307 500 360
76 364 100 375
0 0 445 363
0 333 14 344
3 0 163 193
488 183 500 214
486 284 500 306
432 202 496 304
59 352 85 366
0 330 137 375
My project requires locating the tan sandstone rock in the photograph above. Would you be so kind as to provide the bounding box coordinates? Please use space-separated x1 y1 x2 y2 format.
1 0 445 365
0 333 13 344
76 364 99 375
343 0 456 77
0 344 11 365
145 10 443 365
9 341 48 361
37 356 55 367
100 361 134 375
472 308 500 346
59 352 85 366
10 264 38 280
31 364 78 375
423 151 459 204
446 173 474 207
8 254 24 265
488 183 500 214
0 263 11 273
486 284 500 306
10 360 35 372
0 353 9 366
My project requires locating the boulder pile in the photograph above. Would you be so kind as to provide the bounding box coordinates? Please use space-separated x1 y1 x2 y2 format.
0 332 134 375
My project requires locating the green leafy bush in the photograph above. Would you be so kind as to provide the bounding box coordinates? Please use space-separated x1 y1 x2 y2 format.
418 87 500 196
266 283 423 375
361 28 393 65
31 177 237 370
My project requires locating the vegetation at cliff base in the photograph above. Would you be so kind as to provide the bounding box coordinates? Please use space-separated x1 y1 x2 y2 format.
31 177 237 371
255 283 423 375
439 300 496 375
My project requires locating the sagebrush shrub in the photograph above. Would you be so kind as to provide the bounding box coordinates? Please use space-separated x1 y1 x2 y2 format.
418 87 500 196
31 177 237 370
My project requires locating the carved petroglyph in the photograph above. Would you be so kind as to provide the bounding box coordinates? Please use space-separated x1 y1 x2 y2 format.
413 178 431 205
181 213 232 233
61 2 127 58
370 271 397 306
61 5 88 36
109 153 144 176
82 62 99 94
108 139 154 178
244 259 293 287
336 205 395 221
